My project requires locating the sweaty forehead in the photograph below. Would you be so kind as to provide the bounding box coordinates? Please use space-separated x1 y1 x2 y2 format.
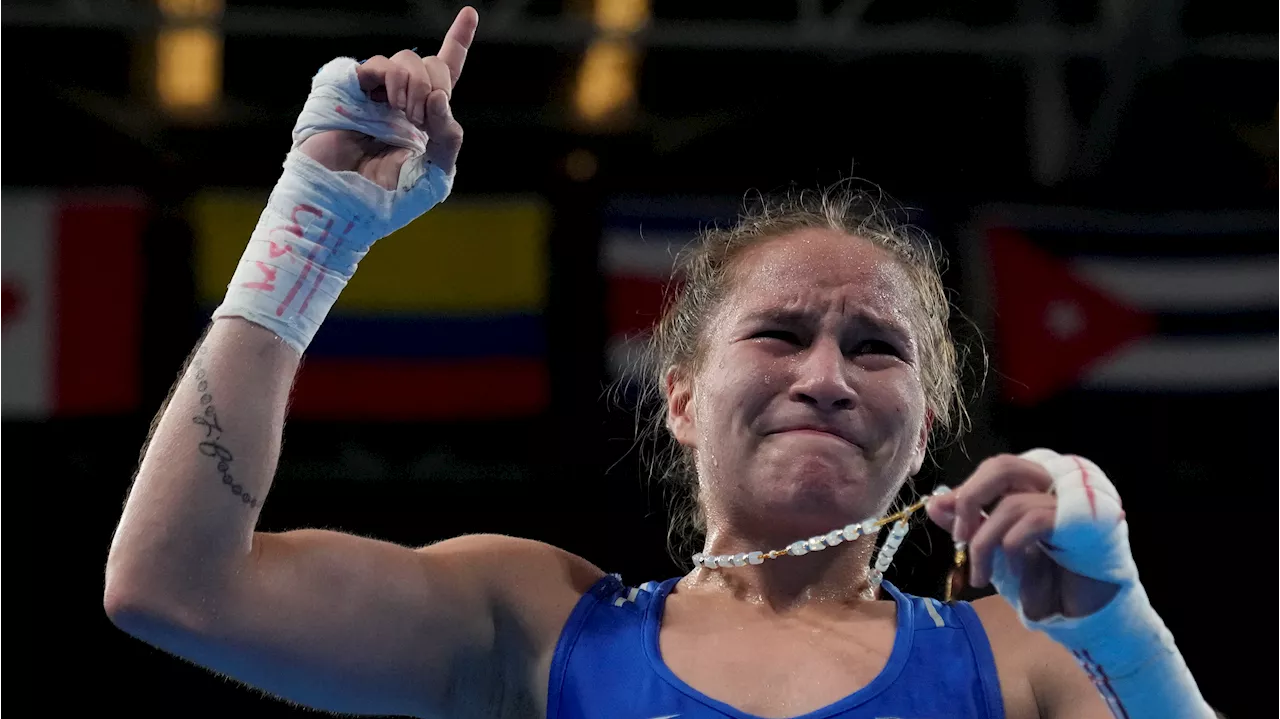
726 229 917 319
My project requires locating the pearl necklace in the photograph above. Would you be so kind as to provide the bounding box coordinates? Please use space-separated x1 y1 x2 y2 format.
691 485 960 595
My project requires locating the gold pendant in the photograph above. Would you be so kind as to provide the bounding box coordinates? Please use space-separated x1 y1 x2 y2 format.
944 543 968 602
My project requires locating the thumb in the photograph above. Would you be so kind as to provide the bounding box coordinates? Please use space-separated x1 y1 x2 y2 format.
423 89 463 174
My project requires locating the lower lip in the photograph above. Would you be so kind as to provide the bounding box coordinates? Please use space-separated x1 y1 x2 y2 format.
780 429 850 443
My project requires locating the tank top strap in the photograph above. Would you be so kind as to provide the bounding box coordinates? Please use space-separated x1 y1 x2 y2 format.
946 596 1007 718
547 573 668 719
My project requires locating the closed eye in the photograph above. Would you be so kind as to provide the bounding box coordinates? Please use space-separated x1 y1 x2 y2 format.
753 329 802 344
852 339 900 356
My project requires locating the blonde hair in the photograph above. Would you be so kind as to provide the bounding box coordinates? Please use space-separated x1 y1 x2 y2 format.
638 183 971 564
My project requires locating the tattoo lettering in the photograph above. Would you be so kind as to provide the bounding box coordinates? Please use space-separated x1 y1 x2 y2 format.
192 403 223 438
190 358 259 509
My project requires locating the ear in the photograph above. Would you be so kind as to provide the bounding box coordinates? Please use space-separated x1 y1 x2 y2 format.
910 408 933 475
664 365 698 449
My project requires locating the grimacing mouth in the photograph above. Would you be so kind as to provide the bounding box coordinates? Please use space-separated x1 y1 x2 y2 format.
768 423 861 448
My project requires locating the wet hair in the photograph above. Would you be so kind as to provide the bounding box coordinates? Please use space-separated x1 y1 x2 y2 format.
636 183 971 565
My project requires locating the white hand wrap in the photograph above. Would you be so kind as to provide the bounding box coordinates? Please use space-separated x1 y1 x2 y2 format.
990 448 1213 719
212 57 453 352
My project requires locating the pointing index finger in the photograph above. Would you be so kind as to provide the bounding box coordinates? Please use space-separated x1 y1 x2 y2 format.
437 6 478 88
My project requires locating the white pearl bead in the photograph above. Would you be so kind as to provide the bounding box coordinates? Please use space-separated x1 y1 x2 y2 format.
860 518 881 534
884 535 902 550
875 553 893 571
932 484 952 496
806 536 826 551
747 551 764 565
716 556 734 568
731 553 748 566
787 541 809 556
702 555 719 569
692 552 704 565
825 529 844 546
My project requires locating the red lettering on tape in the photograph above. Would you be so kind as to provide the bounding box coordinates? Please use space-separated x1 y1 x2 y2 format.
242 261 278 291
297 220 355 315
276 216 336 316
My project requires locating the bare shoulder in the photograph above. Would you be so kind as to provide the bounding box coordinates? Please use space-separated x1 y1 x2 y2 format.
416 533 606 717
418 532 603 578
971 595 1112 719
417 532 606 626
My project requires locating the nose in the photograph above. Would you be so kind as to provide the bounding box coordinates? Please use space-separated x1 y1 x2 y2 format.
789 338 857 411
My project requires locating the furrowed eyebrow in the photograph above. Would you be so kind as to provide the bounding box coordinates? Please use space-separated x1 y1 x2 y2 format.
739 308 815 326
741 307 909 336
739 306 917 352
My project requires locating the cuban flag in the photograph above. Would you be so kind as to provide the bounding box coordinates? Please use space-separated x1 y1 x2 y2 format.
973 207 1277 404
2 191 146 418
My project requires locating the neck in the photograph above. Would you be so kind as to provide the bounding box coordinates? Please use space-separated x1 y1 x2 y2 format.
683 526 881 612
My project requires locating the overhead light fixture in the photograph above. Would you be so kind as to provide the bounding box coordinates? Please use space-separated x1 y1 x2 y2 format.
594 0 649 33
573 40 637 126
572 0 649 130
155 0 224 117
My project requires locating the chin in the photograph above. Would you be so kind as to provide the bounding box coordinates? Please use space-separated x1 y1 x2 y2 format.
762 455 872 522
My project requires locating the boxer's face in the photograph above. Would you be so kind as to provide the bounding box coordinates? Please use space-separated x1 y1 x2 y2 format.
666 228 929 535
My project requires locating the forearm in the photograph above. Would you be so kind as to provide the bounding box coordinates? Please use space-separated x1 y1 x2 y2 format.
106 317 300 606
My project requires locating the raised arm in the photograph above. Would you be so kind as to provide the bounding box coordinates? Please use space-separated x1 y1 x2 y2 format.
104 10 603 717
106 318 503 716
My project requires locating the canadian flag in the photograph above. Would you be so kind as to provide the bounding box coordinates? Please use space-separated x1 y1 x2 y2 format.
980 208 1277 404
2 191 146 418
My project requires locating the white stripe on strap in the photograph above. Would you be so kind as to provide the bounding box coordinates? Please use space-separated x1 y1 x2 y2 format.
924 598 946 628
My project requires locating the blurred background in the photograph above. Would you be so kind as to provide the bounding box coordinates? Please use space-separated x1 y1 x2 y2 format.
2 0 1276 716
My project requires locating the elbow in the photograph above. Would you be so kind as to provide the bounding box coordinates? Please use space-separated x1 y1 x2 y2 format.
104 527 150 624
103 548 135 624
103 532 249 641
103 541 150 625
104 578 163 645
103 584 149 634
103 555 203 639
103 572 216 649
103 586 210 660
103 561 166 635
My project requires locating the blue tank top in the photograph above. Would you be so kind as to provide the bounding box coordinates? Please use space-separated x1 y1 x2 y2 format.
547 573 1005 719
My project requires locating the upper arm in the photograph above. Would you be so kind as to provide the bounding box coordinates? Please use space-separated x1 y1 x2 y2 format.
972 596 1114 719
109 530 600 719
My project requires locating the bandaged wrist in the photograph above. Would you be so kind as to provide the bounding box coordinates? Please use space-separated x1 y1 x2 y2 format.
1028 582 1213 719
212 57 453 352
990 450 1214 719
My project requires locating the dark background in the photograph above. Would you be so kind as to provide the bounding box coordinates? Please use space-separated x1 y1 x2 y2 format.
3 1 1276 716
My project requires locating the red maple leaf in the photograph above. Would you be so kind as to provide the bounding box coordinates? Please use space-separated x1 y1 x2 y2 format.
2 279 26 332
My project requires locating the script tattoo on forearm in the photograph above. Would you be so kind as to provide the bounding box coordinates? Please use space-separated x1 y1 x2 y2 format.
190 347 260 509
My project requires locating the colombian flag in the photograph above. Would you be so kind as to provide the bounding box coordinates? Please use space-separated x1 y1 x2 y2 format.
192 193 550 420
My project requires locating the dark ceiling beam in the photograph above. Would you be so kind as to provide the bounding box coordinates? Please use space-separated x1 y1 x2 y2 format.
3 3 1272 59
